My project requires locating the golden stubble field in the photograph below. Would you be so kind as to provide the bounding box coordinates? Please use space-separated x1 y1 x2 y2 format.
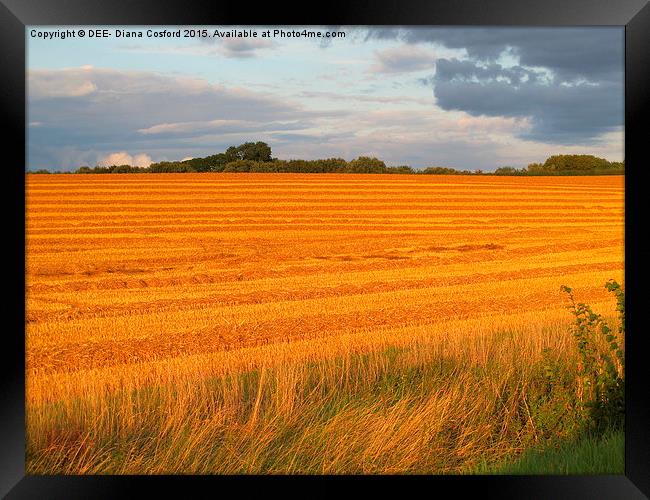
25 173 624 474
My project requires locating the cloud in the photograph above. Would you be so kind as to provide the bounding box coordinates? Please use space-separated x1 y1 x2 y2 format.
370 45 437 74
266 102 621 171
28 66 329 169
137 119 254 136
358 27 623 144
364 27 623 81
122 37 276 59
136 118 313 139
97 151 153 167
298 90 432 105
29 67 98 98
219 38 274 58
27 29 624 171
432 58 623 144
434 59 550 86
183 35 276 58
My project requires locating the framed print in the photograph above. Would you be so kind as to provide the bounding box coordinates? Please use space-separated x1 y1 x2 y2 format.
1 0 649 497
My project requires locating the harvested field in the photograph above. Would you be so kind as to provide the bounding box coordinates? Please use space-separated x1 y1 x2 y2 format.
25 173 624 473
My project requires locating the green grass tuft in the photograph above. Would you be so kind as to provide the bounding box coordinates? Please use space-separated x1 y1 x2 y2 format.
473 430 624 475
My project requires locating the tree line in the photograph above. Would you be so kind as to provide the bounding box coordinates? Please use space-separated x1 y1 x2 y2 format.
29 142 624 175
494 155 624 176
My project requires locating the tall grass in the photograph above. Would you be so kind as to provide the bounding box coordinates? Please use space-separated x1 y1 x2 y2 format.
475 280 626 475
27 310 615 475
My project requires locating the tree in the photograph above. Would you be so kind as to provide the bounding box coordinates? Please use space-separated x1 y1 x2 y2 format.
347 156 387 173
112 164 137 173
389 166 415 174
421 166 459 175
494 166 524 175
226 142 273 162
526 162 545 173
543 155 610 171
223 159 255 172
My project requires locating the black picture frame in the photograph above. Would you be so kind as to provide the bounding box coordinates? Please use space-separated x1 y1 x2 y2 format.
2 0 648 497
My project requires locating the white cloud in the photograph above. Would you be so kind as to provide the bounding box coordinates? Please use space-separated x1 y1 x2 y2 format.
29 76 97 98
137 119 251 135
136 118 313 139
97 151 153 167
370 45 438 74
28 67 213 100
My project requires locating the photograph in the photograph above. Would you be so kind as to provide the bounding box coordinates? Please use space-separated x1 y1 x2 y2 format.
23 24 630 477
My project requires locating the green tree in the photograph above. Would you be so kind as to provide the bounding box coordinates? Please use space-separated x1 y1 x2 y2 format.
543 155 610 171
494 166 524 176
226 142 273 163
421 166 462 175
526 162 545 173
347 156 387 173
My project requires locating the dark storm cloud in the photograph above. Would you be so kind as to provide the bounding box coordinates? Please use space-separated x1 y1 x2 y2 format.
433 58 622 144
434 59 546 85
363 27 623 143
364 27 623 81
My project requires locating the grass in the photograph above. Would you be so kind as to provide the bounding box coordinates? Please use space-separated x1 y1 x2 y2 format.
473 430 624 475
26 315 619 474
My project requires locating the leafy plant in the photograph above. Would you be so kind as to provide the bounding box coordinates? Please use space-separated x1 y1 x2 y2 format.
560 281 625 434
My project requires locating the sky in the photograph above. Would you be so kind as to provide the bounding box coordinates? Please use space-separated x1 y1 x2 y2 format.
27 26 624 171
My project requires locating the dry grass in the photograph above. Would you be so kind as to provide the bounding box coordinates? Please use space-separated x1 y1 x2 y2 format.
25 173 624 474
